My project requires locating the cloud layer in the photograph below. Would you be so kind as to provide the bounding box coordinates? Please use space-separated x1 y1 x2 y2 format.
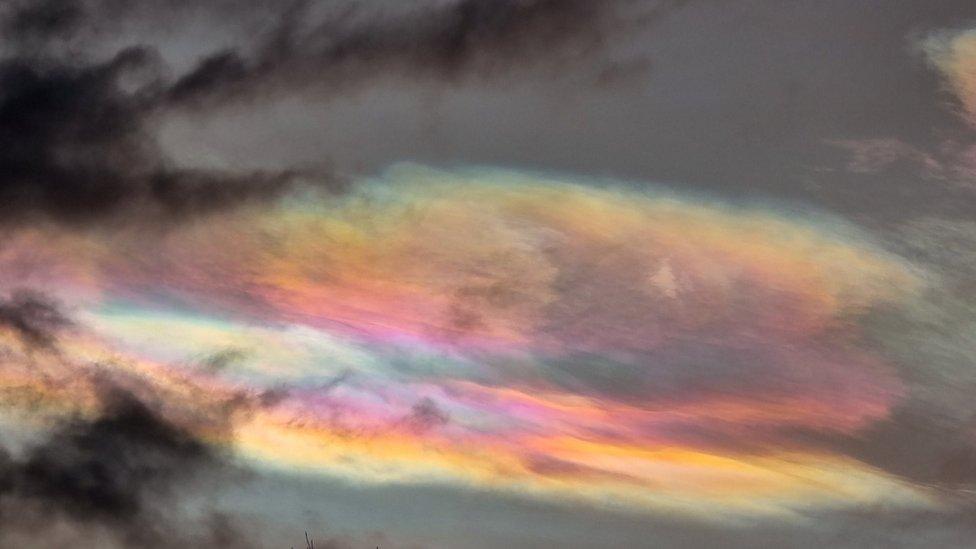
0 166 943 523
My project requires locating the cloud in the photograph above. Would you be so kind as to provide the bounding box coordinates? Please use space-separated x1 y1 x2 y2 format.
0 290 273 547
165 0 680 108
823 137 976 497
0 382 256 548
2 0 85 43
922 27 976 123
5 4 976 544
16 165 923 514
0 163 968 541
826 138 944 176
0 0 684 227
0 290 72 350
827 26 976 191
0 47 304 227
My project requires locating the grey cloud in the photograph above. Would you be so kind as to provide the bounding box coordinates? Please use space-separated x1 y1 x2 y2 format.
0 383 258 549
0 0 682 227
165 0 685 109
0 290 72 350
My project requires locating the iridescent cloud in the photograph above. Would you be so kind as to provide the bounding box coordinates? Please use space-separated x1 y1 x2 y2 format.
0 165 930 516
923 27 976 123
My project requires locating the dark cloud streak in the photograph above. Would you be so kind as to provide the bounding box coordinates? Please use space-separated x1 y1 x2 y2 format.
0 290 72 350
166 0 667 108
0 0 673 227
0 45 302 227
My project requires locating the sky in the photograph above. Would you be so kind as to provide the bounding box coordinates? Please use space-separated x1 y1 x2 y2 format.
1 1 976 548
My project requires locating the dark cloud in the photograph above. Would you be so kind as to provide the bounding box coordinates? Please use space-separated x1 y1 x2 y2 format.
0 46 303 227
0 384 256 548
165 0 675 108
2 0 85 43
0 289 263 545
3 389 209 522
0 290 72 350
1 0 275 44
0 0 674 226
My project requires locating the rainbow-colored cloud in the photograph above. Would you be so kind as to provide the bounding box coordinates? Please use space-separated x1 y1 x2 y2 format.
0 166 931 517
